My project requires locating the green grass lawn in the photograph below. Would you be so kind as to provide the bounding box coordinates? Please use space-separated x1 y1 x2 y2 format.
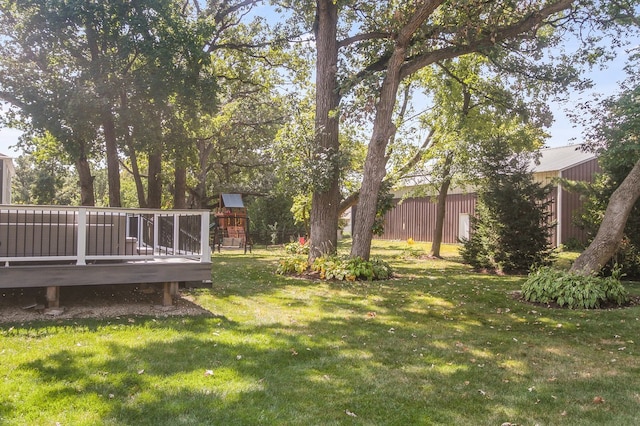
2 240 639 425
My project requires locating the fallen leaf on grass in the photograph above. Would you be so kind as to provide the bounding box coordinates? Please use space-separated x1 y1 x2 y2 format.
593 396 605 404
137 369 145 375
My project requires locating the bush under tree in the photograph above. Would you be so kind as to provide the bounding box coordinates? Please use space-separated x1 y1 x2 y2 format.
523 266 629 309
276 241 393 281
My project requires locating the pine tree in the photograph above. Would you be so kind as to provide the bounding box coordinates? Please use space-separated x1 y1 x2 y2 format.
461 148 554 273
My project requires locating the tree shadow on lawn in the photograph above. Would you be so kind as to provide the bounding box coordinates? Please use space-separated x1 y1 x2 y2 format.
11 320 493 424
0 283 218 324
9 302 640 425
209 249 486 299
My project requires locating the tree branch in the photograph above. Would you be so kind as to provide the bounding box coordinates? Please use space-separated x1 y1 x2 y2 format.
338 31 392 48
340 0 574 95
119 159 148 178
400 0 573 79
339 128 436 215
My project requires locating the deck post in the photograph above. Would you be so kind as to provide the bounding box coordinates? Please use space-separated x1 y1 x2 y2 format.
200 211 210 262
153 213 159 256
173 214 180 254
76 208 87 265
46 286 60 308
162 282 178 306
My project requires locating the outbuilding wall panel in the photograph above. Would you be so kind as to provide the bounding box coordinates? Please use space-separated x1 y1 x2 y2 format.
378 193 476 243
560 158 600 244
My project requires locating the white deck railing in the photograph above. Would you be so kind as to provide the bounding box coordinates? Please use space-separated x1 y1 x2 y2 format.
0 205 211 266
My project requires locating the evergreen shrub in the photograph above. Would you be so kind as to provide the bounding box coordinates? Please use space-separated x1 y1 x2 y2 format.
460 151 554 273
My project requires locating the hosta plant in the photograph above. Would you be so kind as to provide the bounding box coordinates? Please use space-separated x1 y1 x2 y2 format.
522 266 629 309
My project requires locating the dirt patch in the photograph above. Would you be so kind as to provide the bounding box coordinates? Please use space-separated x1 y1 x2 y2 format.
0 284 214 324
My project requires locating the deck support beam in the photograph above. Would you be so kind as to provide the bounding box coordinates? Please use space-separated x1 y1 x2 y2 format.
163 282 179 306
46 286 60 308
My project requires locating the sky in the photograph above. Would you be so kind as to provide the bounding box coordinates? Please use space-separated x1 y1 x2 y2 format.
544 44 635 148
0 20 637 159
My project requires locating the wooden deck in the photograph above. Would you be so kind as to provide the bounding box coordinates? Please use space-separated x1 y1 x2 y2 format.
0 205 212 308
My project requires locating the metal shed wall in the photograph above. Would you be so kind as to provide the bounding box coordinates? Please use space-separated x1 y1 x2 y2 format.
378 193 476 243
0 160 3 204
559 158 600 245
378 157 599 247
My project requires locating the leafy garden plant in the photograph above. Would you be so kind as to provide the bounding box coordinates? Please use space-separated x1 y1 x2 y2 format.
275 255 309 275
522 266 629 309
277 251 393 281
284 240 310 255
311 255 393 281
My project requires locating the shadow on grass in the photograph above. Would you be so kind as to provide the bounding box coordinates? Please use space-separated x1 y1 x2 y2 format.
13 318 496 424
5 247 640 424
9 296 640 425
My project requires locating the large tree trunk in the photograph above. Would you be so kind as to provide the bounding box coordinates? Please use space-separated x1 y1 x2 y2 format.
430 152 454 258
147 149 163 208
189 138 214 209
351 5 437 260
101 109 122 207
174 165 187 209
121 91 146 208
570 158 640 275
309 0 340 261
75 154 95 206
127 146 147 208
351 54 406 260
430 177 452 258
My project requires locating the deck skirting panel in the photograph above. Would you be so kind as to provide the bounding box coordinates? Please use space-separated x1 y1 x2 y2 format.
0 262 212 289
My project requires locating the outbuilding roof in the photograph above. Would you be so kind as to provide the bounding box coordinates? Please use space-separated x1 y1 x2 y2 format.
0 152 16 175
221 193 244 208
530 144 596 173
